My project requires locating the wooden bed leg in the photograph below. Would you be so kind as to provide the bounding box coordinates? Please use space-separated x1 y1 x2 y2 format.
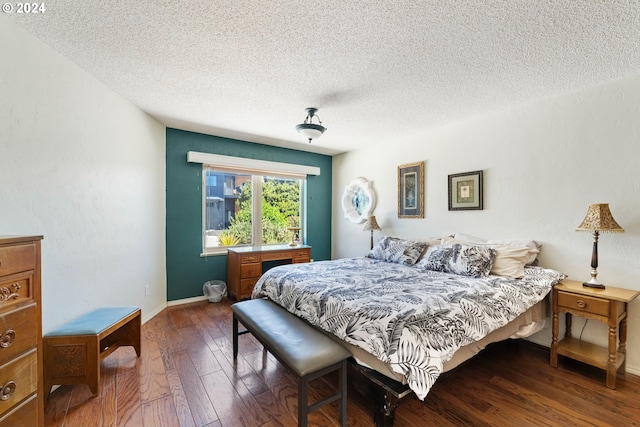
347 360 412 427
373 391 400 427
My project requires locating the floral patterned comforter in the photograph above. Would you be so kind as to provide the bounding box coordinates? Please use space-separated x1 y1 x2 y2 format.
252 257 565 400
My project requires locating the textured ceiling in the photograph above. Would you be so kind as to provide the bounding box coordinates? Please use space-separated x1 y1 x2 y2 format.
6 1 640 155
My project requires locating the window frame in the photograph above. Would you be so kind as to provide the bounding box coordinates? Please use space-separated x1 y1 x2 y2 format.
187 152 319 256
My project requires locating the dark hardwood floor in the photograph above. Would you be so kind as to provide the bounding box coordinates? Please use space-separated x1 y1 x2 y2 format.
44 299 640 426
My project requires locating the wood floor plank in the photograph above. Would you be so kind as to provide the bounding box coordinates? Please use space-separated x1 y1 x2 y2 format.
44 299 640 427
115 369 143 426
166 368 197 427
101 356 119 427
43 385 73 427
201 369 268 426
139 338 172 403
173 350 219 426
168 305 194 329
141 395 181 427
252 389 298 427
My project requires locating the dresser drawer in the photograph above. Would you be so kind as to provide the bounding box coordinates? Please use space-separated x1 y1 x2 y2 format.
0 304 37 365
0 393 38 426
0 276 33 311
0 244 36 277
240 254 260 264
557 291 610 317
240 263 261 278
0 349 37 417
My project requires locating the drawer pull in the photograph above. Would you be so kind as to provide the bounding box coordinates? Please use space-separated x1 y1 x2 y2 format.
576 299 586 309
0 329 15 348
0 283 21 302
0 381 16 400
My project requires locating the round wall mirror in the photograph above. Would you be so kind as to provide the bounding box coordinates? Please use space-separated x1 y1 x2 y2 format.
341 178 376 223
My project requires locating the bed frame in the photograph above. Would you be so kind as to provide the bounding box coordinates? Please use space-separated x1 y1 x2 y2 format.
348 360 413 427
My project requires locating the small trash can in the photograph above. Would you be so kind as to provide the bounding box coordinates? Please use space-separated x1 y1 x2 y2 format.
203 280 227 303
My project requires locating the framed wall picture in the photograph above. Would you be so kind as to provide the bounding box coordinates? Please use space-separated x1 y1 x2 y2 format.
398 161 424 218
448 170 483 210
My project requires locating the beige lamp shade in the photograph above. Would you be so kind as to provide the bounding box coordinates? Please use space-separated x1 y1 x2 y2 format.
576 203 624 233
363 215 381 231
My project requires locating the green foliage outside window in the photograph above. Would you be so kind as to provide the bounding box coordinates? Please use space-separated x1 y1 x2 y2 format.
225 178 301 245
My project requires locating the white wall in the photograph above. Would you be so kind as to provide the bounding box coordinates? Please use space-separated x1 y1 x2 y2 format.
333 74 640 374
0 18 167 331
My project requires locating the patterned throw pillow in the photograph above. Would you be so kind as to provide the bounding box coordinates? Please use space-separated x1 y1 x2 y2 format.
415 245 456 272
367 236 428 266
447 244 496 277
416 244 496 277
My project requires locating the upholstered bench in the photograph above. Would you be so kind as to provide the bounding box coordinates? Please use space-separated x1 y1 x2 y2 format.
43 306 141 398
232 299 351 427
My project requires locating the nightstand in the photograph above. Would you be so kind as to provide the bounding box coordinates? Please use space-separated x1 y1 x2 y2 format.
550 279 639 389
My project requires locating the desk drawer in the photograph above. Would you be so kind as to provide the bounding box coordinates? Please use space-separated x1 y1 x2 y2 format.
240 278 259 298
240 254 260 264
240 263 261 278
293 248 310 262
557 291 610 317
0 304 37 365
0 244 36 277
0 350 37 417
261 251 292 262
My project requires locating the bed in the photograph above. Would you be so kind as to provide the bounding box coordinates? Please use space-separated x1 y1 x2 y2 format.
251 236 566 425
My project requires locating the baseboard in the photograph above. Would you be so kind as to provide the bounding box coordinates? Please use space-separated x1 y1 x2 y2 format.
142 302 169 324
167 295 210 306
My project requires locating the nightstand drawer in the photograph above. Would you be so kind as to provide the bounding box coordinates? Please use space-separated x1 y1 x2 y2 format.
0 303 37 365
240 263 261 278
557 291 609 316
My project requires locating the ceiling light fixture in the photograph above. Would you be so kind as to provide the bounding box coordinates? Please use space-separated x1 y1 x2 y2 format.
296 107 326 143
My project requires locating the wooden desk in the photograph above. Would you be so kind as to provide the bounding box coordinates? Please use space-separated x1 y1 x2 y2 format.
550 279 639 389
227 245 311 300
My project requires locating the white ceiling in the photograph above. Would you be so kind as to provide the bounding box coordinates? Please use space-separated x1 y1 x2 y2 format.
7 1 640 156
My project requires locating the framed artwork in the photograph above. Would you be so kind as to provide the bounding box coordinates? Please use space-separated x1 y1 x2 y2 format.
448 170 483 210
341 177 376 223
397 161 424 218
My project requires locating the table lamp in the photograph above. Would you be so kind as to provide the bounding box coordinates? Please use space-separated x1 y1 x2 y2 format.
576 203 624 289
363 216 381 250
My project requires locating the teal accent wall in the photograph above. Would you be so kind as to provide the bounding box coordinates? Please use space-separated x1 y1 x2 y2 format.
166 128 332 301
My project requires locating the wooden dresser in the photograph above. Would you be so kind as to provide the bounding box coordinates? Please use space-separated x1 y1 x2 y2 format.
0 236 43 427
227 245 311 300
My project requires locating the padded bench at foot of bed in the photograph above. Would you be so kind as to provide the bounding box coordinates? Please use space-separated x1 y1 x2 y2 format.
232 298 351 427
43 306 141 398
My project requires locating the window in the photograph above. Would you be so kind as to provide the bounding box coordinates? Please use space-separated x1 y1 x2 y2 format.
188 151 320 255
203 170 303 251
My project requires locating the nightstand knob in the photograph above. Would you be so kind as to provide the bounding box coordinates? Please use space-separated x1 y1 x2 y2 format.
576 299 586 309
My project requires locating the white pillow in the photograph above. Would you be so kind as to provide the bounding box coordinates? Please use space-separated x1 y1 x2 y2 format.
486 239 540 265
487 245 532 278
453 233 487 244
